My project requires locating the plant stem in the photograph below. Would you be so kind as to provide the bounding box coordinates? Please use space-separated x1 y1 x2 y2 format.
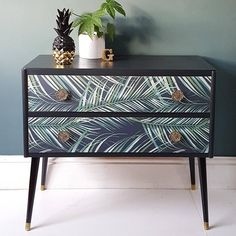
72 12 81 17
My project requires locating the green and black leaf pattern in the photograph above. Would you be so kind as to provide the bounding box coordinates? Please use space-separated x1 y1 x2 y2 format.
28 75 211 113
28 117 210 154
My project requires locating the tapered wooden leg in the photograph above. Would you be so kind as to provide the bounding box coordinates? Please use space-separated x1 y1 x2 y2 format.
41 157 48 191
25 158 40 231
198 158 209 230
189 157 196 190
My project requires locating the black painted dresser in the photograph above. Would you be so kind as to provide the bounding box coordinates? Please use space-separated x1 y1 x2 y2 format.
22 55 216 231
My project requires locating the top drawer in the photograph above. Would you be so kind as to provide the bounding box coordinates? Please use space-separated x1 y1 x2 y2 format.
28 75 211 113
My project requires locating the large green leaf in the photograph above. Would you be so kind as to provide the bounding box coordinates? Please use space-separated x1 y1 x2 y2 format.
75 13 103 38
113 1 126 16
101 0 126 18
107 23 115 41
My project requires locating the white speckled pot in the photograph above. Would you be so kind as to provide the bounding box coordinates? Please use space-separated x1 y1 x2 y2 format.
78 33 105 59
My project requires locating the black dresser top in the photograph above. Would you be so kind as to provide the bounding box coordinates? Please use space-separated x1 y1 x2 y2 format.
23 55 215 76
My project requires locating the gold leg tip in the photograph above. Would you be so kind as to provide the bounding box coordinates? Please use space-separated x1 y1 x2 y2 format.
25 223 31 231
204 222 209 230
41 185 46 191
191 184 196 190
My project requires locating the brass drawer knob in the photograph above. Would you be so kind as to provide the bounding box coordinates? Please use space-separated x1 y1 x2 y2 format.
55 89 70 101
169 131 182 143
58 131 70 142
172 90 184 102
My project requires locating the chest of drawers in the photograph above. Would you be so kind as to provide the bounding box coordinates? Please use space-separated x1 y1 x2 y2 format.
22 55 216 231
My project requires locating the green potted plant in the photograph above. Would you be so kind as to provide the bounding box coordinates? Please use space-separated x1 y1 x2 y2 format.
72 0 126 59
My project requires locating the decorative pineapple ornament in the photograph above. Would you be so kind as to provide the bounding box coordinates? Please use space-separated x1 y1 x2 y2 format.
53 9 75 65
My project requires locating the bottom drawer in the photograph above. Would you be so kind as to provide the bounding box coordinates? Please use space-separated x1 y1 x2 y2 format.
28 117 210 154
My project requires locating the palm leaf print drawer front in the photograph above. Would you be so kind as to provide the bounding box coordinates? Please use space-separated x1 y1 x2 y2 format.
28 117 210 154
28 75 211 113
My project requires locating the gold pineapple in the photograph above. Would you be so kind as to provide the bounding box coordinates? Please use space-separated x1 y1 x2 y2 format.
53 9 75 65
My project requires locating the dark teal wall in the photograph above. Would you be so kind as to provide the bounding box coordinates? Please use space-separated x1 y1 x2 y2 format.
0 0 235 155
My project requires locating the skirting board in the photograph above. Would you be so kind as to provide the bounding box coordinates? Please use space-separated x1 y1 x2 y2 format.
0 156 236 190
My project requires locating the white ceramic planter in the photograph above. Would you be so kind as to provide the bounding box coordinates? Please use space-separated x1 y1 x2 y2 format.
78 34 105 59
